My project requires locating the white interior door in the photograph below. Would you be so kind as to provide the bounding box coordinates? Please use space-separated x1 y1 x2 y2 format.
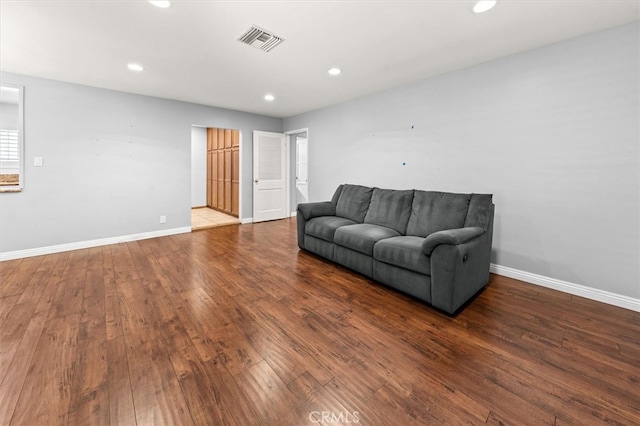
253 130 288 222
296 137 308 204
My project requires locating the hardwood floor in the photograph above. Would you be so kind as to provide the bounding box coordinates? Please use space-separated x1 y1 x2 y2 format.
1 218 639 425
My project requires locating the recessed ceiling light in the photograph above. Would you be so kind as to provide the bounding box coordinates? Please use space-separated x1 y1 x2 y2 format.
127 63 144 72
473 0 497 14
149 1 171 8
328 68 342 76
264 94 275 101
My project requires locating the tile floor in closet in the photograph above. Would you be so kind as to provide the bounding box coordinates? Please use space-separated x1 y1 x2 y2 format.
191 207 239 230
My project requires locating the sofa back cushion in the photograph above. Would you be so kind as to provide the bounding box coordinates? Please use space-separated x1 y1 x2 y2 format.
364 188 414 234
335 184 374 223
406 191 471 237
464 194 494 229
330 184 344 204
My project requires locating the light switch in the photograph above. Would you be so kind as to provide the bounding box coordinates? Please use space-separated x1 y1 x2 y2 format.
34 156 43 167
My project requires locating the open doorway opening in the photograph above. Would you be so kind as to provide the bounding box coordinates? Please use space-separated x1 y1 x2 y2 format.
286 129 309 213
190 126 239 230
295 134 308 204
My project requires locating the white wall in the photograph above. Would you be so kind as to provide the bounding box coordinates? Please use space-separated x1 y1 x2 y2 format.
0 72 282 254
284 22 640 300
190 126 206 207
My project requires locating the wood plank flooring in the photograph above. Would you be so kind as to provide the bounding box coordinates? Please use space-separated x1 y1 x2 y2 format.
1 218 639 425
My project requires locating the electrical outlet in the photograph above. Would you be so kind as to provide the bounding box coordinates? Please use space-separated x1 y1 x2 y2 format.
160 215 166 224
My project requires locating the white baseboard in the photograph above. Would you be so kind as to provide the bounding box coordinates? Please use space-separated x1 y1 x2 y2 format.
490 263 640 313
290 211 297 217
0 227 192 261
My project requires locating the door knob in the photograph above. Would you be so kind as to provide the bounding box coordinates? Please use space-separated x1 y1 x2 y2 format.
254 179 259 183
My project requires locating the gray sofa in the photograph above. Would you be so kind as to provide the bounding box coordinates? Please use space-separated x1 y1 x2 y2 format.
297 184 494 314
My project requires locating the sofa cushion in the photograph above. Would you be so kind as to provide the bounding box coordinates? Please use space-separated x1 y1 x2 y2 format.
364 188 414 234
334 224 400 256
464 194 493 229
330 185 345 204
306 216 357 243
374 236 430 275
406 191 471 237
335 184 374 223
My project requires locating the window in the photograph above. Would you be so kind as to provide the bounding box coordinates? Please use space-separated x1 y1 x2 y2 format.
0 82 24 192
0 84 24 191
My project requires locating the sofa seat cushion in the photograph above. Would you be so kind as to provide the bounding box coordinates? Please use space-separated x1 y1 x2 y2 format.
334 224 400 256
306 216 357 242
373 236 430 276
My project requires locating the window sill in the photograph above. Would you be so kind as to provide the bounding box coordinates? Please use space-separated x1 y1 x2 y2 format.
0 187 22 193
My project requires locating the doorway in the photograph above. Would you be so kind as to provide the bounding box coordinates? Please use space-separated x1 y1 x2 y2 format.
286 129 309 212
190 126 240 231
294 132 308 205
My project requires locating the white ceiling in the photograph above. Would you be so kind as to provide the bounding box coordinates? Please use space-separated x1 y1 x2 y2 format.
1 0 638 118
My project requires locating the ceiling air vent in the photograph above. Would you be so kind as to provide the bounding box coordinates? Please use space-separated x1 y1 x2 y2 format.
238 25 284 52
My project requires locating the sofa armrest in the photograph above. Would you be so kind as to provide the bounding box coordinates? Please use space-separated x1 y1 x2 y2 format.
427 210 494 314
297 201 336 250
422 227 485 256
297 201 336 220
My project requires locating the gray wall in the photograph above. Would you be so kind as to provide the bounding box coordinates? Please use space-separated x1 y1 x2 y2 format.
0 72 282 253
284 22 639 299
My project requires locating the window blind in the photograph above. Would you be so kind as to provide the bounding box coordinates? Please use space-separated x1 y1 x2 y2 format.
0 129 19 161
